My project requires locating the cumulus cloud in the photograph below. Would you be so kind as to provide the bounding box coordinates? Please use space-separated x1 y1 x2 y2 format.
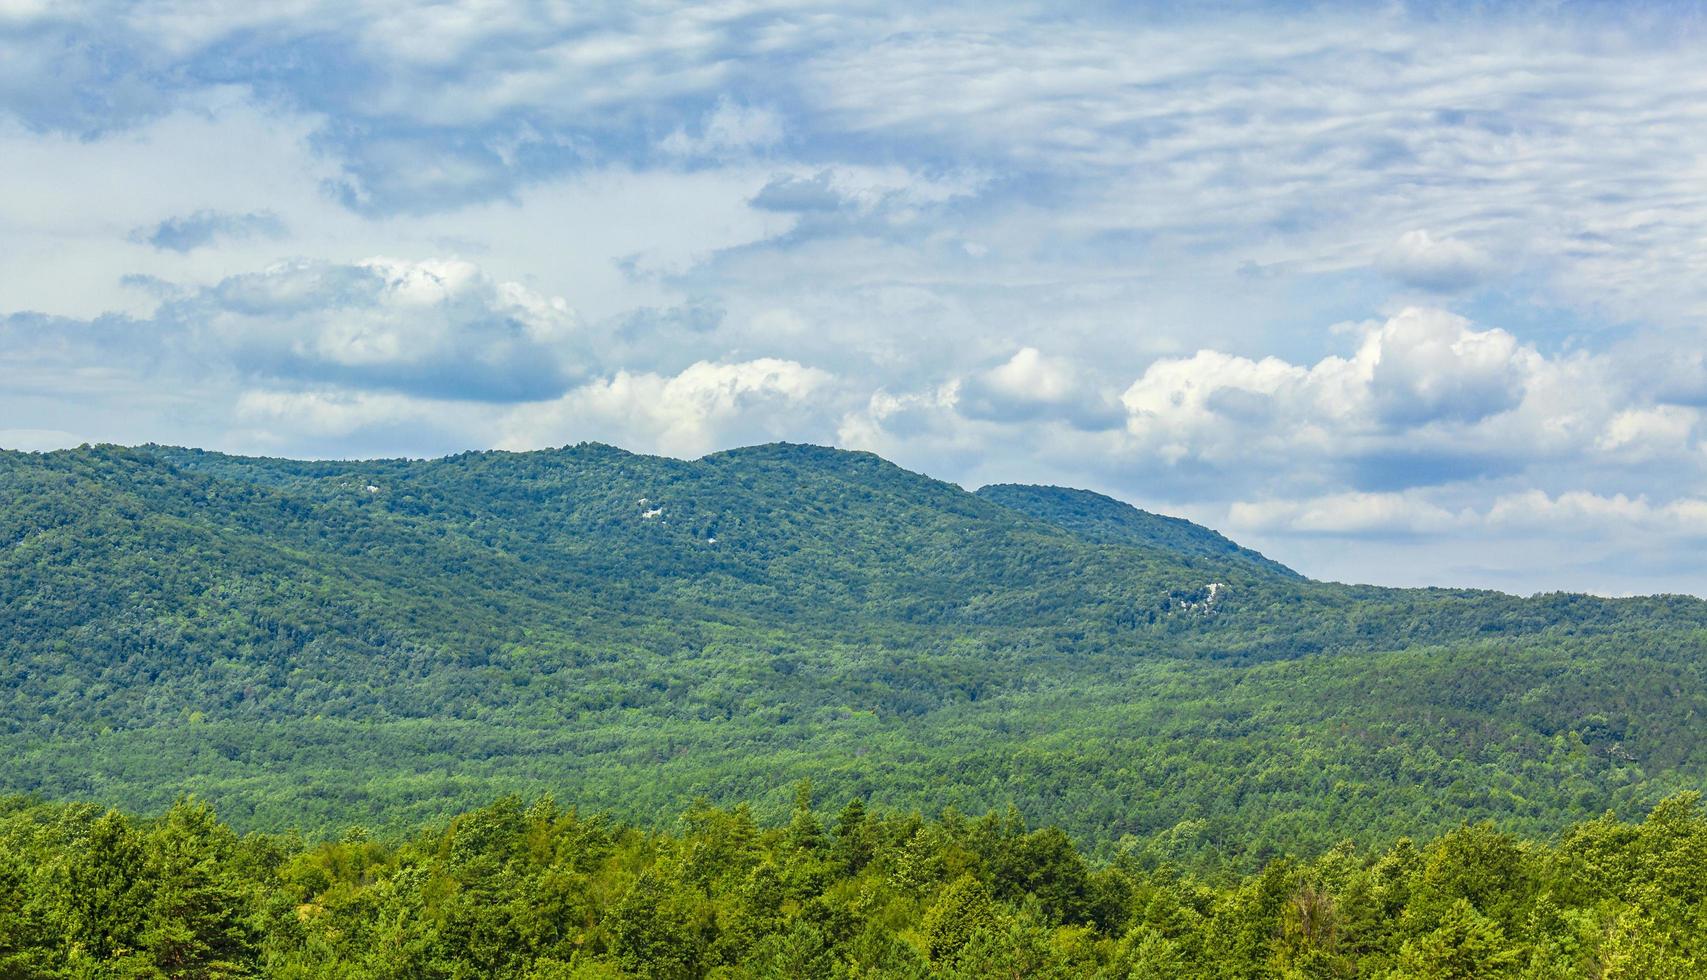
3 256 585 405
837 382 962 448
172 256 584 401
222 356 841 460
957 347 1122 428
1366 308 1529 425
1119 308 1546 478
1121 349 1311 464
500 358 834 457
1594 406 1700 460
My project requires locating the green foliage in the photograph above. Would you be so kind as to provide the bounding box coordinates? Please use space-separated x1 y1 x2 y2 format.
5 442 1707 863
0 793 1705 977
922 875 996 965
973 482 1299 576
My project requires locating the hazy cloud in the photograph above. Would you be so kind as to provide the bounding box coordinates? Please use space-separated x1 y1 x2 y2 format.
133 209 286 252
661 98 785 159
1229 491 1472 538
749 172 845 214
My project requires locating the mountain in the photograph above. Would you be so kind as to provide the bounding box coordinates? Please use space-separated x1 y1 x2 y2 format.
975 483 1299 577
3 442 1706 864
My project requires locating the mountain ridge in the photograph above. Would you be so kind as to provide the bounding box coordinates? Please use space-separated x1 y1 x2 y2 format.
974 482 1300 579
4 440 1707 862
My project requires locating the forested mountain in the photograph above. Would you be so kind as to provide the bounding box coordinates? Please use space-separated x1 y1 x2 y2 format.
3 442 1706 865
973 483 1299 577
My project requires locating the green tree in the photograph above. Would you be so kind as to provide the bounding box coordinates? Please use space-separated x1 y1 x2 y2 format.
1393 898 1521 980
136 799 257 978
922 875 997 965
606 870 699 980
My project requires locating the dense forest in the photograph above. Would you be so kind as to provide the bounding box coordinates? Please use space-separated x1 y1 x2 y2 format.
2 788 1704 978
4 443 1707 866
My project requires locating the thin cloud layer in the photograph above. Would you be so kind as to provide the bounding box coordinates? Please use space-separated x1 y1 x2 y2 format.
134 210 286 252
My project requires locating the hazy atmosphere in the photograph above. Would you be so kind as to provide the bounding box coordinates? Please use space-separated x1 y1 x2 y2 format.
5 0 1707 594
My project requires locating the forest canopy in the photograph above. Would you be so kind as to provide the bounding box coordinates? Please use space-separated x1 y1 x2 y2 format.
1 789 1703 978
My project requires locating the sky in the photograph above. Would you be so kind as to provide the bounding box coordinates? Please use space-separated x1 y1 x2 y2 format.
4 0 1707 595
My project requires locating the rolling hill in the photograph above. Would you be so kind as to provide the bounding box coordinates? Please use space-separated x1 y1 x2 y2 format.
3 441 1705 864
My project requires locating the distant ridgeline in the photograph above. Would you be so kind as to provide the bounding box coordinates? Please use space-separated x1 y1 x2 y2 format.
2 442 1706 864
1 790 1704 977
972 483 1299 577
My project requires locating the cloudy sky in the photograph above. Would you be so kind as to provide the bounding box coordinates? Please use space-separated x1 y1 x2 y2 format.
4 1 1707 595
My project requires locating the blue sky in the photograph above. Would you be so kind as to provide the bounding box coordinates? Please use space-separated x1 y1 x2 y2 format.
4 1 1707 595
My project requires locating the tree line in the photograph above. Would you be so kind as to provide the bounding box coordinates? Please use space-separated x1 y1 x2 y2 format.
2 786 1703 978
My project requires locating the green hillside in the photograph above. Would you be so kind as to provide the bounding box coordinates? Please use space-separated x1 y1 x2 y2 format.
3 442 1706 865
974 483 1299 577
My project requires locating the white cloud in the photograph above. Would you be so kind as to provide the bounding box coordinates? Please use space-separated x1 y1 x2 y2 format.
0 101 339 318
233 388 475 440
1595 405 1700 459
955 347 1120 428
0 0 55 20
1220 485 1707 593
1229 491 1471 537
801 12 1707 325
981 347 1074 404
1227 486 1707 543
0 428 84 451
837 381 962 452
1119 307 1552 474
1487 490 1707 537
1382 229 1491 292
1364 308 1529 426
181 256 584 401
500 357 834 457
1121 349 1313 464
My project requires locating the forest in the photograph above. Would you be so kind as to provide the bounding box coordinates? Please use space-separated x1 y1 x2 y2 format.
2 787 1703 978
4 443 1707 867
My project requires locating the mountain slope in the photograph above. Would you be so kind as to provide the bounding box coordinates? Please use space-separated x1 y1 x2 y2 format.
3 442 1706 863
975 482 1298 576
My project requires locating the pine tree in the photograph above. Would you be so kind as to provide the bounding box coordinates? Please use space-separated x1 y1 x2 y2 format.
137 799 256 978
922 875 997 965
831 797 874 874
